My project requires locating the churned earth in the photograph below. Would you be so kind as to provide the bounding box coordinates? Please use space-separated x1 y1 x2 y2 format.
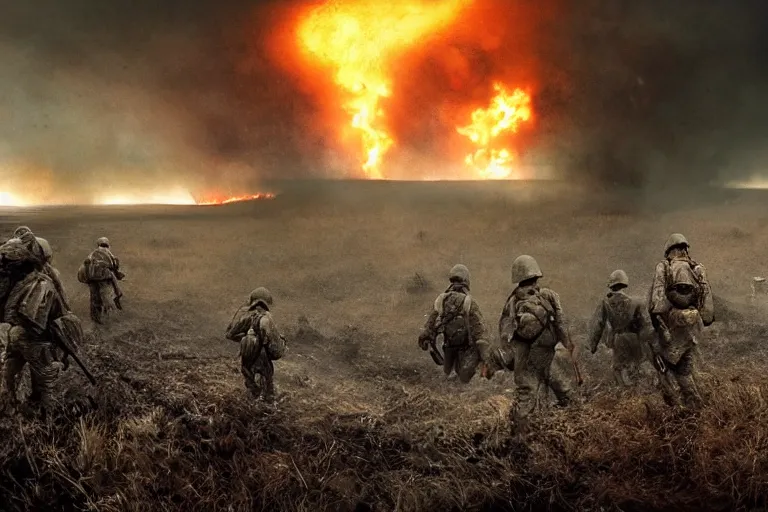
0 180 767 511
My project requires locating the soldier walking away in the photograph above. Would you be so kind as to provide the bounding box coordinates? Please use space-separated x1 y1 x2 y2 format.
588 270 653 387
418 264 488 383
648 233 714 408
225 287 286 403
0 235 85 418
78 237 125 324
499 255 576 438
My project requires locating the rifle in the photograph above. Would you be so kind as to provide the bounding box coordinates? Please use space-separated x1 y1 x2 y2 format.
51 314 96 385
61 348 97 386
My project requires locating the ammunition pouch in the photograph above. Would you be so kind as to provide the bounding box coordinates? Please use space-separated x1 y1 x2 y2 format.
77 263 89 284
51 313 84 354
265 335 286 361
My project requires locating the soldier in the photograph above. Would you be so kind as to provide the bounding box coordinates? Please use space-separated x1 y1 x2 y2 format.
499 255 575 437
418 264 488 383
0 235 84 416
78 237 125 324
35 237 72 313
648 233 714 408
225 287 286 403
587 270 652 387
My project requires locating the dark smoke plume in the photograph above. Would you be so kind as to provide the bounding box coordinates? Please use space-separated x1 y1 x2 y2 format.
1 0 767 201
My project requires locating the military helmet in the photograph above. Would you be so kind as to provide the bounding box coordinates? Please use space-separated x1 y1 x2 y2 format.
249 287 273 307
13 226 31 238
664 233 689 255
36 237 53 263
448 264 470 285
608 269 629 288
511 255 543 284
96 237 110 248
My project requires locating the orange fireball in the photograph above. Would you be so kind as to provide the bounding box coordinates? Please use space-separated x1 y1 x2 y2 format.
295 0 472 179
456 83 533 179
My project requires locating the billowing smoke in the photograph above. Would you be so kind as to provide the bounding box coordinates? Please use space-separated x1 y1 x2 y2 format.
0 0 766 203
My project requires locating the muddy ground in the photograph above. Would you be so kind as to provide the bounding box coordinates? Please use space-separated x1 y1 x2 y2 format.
1 180 767 511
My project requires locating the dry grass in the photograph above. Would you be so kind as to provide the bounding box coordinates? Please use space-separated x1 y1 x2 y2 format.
1 181 768 511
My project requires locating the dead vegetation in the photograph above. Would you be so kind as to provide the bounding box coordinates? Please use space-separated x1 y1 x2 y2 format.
1 333 768 512
1 182 768 511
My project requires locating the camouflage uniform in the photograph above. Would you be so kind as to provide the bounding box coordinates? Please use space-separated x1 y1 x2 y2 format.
34 237 72 312
0 236 83 414
499 255 573 436
418 264 487 383
79 237 124 324
648 234 714 408
225 287 286 402
588 270 652 386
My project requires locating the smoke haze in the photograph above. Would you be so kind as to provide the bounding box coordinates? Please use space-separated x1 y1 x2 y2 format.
0 0 766 202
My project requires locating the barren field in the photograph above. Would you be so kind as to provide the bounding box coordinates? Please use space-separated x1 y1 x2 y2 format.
1 180 768 512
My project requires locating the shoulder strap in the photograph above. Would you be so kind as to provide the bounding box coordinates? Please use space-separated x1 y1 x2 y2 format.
461 294 472 316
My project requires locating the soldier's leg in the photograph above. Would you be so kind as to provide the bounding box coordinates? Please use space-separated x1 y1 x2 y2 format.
26 344 60 412
98 282 114 316
241 360 261 398
258 358 276 402
511 340 538 435
88 283 102 323
442 347 458 377
611 353 628 387
2 350 26 406
456 344 480 384
673 349 701 408
547 350 572 407
655 359 681 407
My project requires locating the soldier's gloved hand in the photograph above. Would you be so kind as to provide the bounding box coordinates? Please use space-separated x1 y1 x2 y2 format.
417 336 429 351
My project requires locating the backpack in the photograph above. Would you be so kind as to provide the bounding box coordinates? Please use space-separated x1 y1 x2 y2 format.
85 249 115 282
513 288 555 341
434 292 473 348
664 258 702 309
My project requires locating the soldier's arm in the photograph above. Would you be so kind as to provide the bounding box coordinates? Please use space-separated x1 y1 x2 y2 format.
225 314 252 341
418 309 439 348
587 301 607 353
468 300 488 346
694 264 715 325
259 313 283 345
543 289 570 348
498 298 516 343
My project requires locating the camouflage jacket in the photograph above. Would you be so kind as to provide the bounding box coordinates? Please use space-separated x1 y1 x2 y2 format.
225 304 282 347
588 290 649 352
499 285 569 346
3 270 67 339
419 284 487 347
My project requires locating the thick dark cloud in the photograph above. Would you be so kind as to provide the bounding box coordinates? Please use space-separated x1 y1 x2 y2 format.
0 0 766 201
539 0 768 189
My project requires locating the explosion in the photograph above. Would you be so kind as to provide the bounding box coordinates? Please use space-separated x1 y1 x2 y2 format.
296 0 472 179
457 83 533 179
